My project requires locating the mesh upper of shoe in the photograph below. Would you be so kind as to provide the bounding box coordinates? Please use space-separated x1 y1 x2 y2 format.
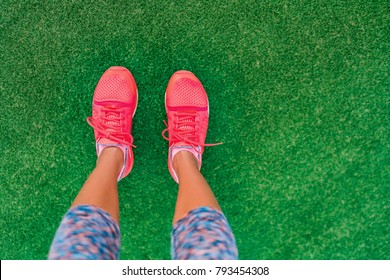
95 75 134 103
167 78 207 107
93 74 134 145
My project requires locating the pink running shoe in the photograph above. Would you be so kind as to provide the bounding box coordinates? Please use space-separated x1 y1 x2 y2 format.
86 66 138 181
162 70 221 183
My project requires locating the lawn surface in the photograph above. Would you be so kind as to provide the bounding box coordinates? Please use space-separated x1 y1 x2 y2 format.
0 0 389 259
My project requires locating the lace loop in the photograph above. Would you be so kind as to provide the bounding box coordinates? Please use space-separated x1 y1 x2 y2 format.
86 106 136 148
162 112 221 152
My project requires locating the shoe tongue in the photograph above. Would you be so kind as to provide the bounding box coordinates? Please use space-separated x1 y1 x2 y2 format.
99 137 116 144
174 141 191 146
178 110 196 132
99 106 122 144
104 103 122 130
105 112 121 129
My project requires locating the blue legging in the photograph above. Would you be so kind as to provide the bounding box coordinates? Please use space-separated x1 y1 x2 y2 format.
48 205 238 260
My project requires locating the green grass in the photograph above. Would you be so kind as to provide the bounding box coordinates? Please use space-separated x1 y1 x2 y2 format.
0 0 389 259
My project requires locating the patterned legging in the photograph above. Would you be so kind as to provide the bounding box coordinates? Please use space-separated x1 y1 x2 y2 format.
48 205 238 260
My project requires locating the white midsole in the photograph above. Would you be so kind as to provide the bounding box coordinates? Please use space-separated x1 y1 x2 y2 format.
132 88 139 117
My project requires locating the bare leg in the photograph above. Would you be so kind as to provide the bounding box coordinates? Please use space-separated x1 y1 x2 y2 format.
172 151 221 224
71 147 123 223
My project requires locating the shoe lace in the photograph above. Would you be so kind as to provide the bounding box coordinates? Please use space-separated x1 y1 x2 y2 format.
162 111 221 152
86 106 136 148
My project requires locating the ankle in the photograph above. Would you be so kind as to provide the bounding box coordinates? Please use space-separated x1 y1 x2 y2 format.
172 150 199 176
97 147 124 170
